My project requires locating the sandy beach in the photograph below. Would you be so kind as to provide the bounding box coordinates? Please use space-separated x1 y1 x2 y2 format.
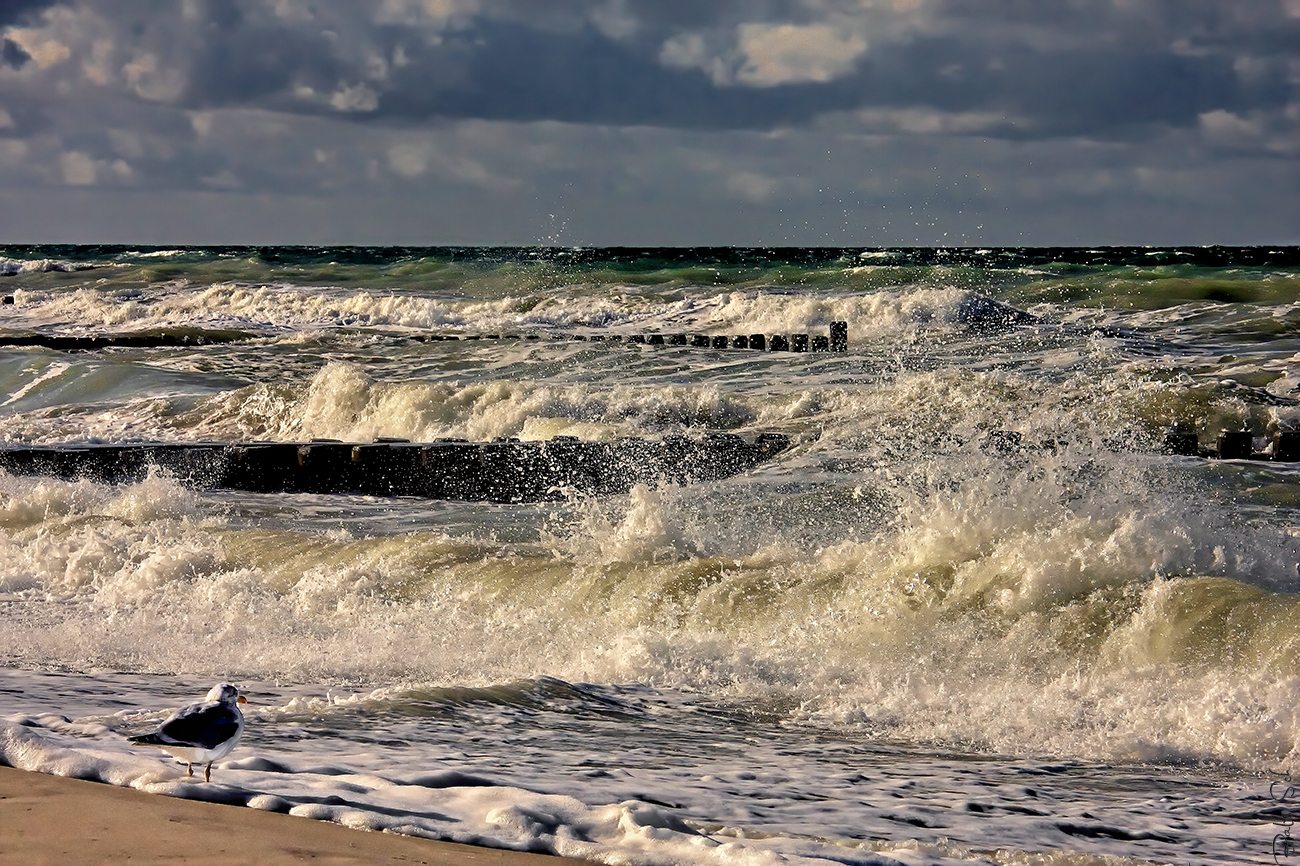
0 766 586 866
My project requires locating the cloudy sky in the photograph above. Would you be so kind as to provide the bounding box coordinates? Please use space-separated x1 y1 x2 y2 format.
1 0 1298 246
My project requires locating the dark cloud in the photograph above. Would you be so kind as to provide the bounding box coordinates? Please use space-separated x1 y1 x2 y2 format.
4 1 1295 141
350 23 1263 143
1001 50 1243 135
0 0 1295 246
0 0 56 27
371 22 854 130
848 38 1247 138
182 27 333 107
0 0 46 69
107 2 1288 143
1 36 29 68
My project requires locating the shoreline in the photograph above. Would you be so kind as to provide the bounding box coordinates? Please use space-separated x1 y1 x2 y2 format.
0 765 586 866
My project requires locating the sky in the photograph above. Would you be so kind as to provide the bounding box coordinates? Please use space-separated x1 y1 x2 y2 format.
1 0 1298 247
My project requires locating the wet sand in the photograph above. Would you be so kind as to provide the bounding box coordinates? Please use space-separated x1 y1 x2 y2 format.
0 766 586 866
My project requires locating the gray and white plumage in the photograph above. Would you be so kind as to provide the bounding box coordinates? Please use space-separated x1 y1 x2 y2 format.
128 683 247 782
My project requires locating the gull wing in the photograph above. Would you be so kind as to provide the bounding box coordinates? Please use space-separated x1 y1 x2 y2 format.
154 701 242 749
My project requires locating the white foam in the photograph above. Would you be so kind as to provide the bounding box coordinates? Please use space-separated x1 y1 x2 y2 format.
0 276 1027 342
182 361 770 443
3 420 1300 773
0 258 87 276
1 676 1290 866
0 713 956 865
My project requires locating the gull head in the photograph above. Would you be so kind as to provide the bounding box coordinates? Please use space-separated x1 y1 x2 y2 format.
205 683 247 705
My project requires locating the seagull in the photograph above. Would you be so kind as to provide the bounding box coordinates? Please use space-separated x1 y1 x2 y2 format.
128 683 248 782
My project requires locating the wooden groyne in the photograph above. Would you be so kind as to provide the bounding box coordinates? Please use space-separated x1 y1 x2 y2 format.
4 424 1296 505
0 322 850 353
0 434 793 502
413 321 851 352
1163 427 1300 462
990 427 1300 463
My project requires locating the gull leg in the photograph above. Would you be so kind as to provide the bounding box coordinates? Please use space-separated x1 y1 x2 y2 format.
186 763 194 777
205 763 212 783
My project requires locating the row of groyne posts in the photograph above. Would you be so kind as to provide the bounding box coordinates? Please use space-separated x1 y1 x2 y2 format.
412 321 851 352
0 317 851 353
1164 425 1300 462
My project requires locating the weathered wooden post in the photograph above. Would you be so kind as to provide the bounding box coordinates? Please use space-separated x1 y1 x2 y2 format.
1218 430 1253 460
830 321 848 351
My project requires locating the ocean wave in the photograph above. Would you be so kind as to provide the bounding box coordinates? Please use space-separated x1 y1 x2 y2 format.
6 244 1300 866
3 420 1300 771
0 258 94 277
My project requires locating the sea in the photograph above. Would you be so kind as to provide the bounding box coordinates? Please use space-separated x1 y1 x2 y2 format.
3 244 1300 865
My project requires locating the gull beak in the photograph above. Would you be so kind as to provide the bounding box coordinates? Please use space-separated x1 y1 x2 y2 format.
238 695 248 704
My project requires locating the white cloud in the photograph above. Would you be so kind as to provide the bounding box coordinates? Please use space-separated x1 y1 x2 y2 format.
1199 109 1263 146
385 128 521 192
122 52 185 103
4 28 71 69
330 83 380 112
60 150 97 185
660 20 869 88
590 0 639 41
388 141 429 177
734 22 868 87
375 0 482 27
724 169 800 203
55 150 135 186
270 0 317 23
831 106 1014 136
658 32 715 75
81 38 116 87
190 111 214 138
202 169 242 189
1197 108 1300 155
0 140 27 166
